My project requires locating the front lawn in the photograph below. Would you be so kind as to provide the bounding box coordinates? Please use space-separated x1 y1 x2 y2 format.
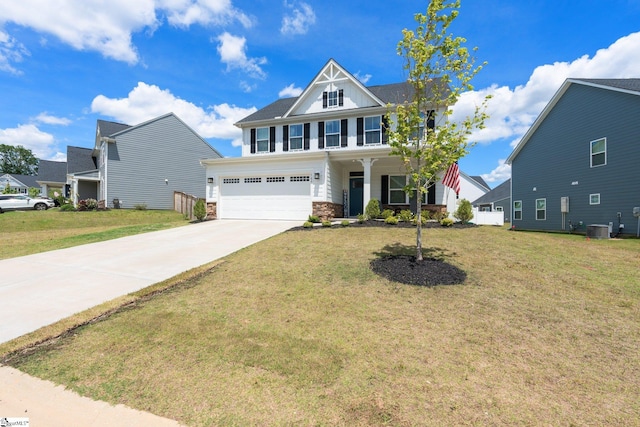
4 226 640 426
0 208 188 259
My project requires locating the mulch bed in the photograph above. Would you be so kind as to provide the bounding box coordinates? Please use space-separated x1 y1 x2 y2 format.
288 220 471 286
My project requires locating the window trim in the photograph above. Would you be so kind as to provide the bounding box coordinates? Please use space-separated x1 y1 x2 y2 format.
256 127 269 153
589 193 601 205
289 124 303 151
327 90 338 107
325 120 340 148
536 198 546 221
513 200 522 220
590 137 607 168
364 116 381 144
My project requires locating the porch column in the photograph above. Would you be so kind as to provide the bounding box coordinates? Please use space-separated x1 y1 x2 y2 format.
358 158 378 211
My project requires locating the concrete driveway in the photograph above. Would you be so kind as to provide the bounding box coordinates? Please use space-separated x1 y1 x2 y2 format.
0 219 299 344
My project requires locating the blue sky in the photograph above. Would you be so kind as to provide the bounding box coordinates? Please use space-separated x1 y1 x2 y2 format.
1 0 640 187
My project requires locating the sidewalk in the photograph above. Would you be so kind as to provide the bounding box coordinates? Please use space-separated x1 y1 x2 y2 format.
0 219 298 426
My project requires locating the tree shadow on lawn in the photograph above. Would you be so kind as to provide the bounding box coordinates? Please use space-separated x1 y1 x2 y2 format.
371 243 467 287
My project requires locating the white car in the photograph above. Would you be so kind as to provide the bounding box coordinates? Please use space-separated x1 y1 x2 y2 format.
0 194 56 213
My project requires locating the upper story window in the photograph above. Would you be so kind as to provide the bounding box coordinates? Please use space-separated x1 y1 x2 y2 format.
590 137 606 167
513 200 522 220
323 89 343 109
289 124 303 150
325 120 340 147
365 116 381 144
256 127 269 152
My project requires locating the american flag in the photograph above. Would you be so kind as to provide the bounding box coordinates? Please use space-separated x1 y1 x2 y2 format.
442 162 460 195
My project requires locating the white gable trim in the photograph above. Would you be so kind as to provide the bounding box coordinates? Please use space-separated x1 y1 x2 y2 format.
283 59 385 119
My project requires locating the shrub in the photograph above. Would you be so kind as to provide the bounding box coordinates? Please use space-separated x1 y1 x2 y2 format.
308 215 321 223
380 209 395 219
356 213 366 224
59 203 75 212
421 210 431 221
322 220 332 227
85 198 98 210
412 215 427 226
194 199 206 221
365 198 381 219
28 187 40 198
433 210 449 222
303 221 314 228
384 216 399 225
453 199 474 224
76 199 88 211
134 203 147 211
440 217 454 227
398 209 413 222
341 220 350 227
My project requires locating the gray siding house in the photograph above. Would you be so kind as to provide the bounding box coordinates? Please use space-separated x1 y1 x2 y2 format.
507 79 640 236
69 112 221 209
471 178 511 222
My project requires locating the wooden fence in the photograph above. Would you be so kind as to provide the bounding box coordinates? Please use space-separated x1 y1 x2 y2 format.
174 191 203 220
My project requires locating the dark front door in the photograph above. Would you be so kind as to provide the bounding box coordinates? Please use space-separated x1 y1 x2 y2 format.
349 177 363 216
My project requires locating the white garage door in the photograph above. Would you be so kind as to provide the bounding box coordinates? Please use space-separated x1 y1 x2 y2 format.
219 175 312 220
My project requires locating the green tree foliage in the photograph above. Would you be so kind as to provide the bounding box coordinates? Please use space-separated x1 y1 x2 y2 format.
453 198 473 224
194 199 207 221
0 144 39 175
386 0 490 260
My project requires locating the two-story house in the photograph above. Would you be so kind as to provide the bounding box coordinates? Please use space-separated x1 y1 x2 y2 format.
68 112 221 209
201 59 486 220
507 79 640 236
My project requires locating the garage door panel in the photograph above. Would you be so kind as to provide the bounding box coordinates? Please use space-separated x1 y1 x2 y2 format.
220 176 312 220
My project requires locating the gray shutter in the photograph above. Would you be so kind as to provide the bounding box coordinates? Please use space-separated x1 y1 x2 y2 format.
250 128 256 153
341 119 348 147
338 89 344 106
304 123 310 150
269 126 276 152
322 92 328 109
382 116 389 144
357 117 364 146
318 121 324 149
381 175 388 204
283 125 289 152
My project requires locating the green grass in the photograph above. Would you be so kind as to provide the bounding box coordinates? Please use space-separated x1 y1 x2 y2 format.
3 226 640 426
0 208 188 259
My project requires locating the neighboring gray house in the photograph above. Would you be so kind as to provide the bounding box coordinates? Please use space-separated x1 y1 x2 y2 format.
0 173 39 194
507 79 640 236
471 178 511 222
36 160 67 196
68 112 222 209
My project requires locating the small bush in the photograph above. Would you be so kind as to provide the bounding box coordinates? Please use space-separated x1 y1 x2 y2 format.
193 199 206 221
433 211 449 222
380 209 394 219
384 216 399 225
308 215 321 223
412 215 427 226
341 220 350 227
398 209 413 222
421 210 431 221
440 217 454 227
59 203 75 212
85 198 98 210
365 198 381 219
303 221 314 228
454 199 474 224
322 220 332 227
356 213 366 224
134 203 147 211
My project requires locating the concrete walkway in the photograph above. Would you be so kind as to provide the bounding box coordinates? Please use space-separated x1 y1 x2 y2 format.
0 219 298 426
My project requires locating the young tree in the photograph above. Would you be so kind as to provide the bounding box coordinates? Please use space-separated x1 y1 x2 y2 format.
0 144 39 175
386 0 490 261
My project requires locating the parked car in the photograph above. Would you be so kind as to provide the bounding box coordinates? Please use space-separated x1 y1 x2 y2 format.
0 194 56 213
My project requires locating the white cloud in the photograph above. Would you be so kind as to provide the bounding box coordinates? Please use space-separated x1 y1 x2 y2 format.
215 32 266 79
0 0 250 67
0 124 61 159
481 159 511 184
279 83 303 98
452 31 640 151
354 71 372 85
0 30 29 74
33 113 72 126
91 81 256 147
281 1 316 35
159 0 253 28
